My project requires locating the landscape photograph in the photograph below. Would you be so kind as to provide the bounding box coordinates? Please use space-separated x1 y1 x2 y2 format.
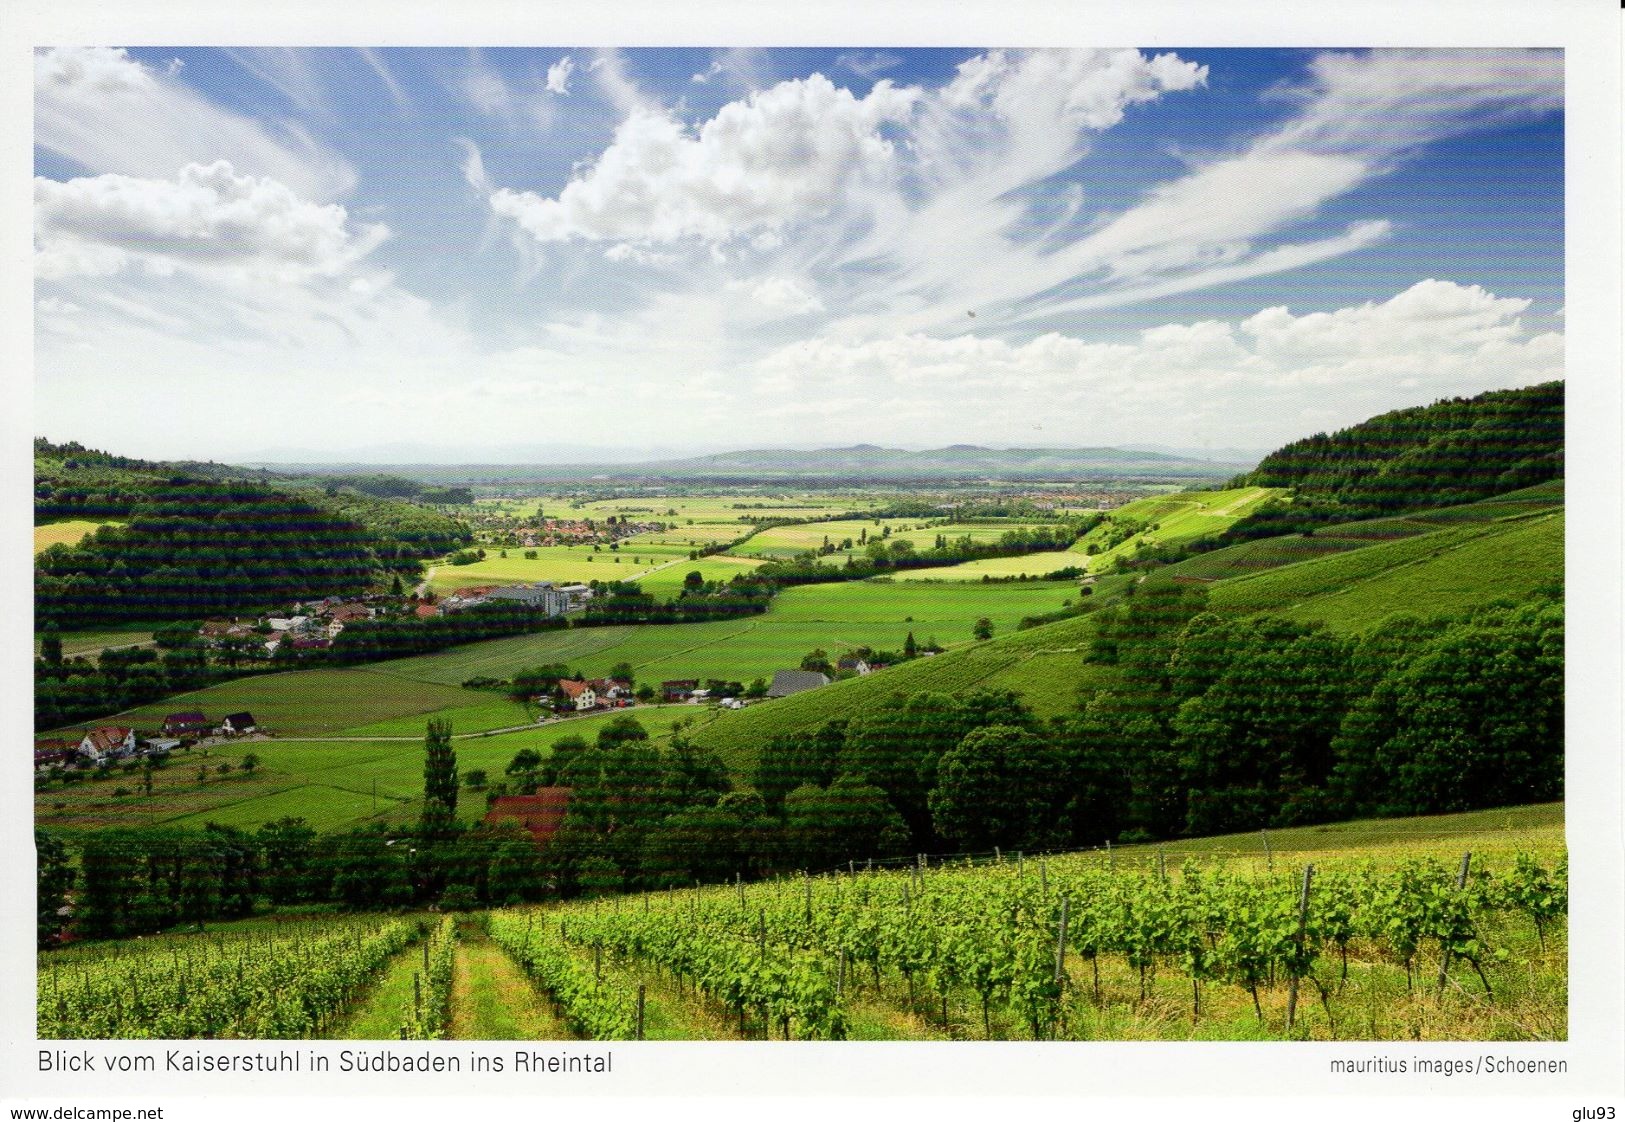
30 45 1567 1044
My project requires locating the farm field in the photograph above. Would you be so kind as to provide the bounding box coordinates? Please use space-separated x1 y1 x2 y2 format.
34 519 122 554
577 493 886 524
727 517 932 559
368 579 1080 690
427 543 693 593
894 550 1087 580
40 803 1564 1041
42 668 485 740
34 625 156 658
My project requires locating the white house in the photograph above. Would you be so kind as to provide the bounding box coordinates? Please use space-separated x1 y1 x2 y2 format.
557 680 598 711
78 726 136 764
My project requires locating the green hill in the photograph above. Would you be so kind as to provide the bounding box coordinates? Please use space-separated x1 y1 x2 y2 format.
686 488 1563 773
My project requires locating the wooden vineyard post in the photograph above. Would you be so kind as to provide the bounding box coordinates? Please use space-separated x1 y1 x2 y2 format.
804 871 812 924
1018 851 1024 875
849 859 855 876
423 939 430 971
1437 851 1472 994
1157 847 1167 881
1040 858 1048 896
1106 839 1114 872
737 872 745 911
1052 897 1071 1039
1286 864 1314 1031
636 984 646 1041
995 846 1001 864
1261 829 1273 873
413 972 422 1015
594 943 602 985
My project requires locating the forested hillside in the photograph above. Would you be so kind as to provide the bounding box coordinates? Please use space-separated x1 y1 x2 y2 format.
1222 381 1561 540
34 440 472 628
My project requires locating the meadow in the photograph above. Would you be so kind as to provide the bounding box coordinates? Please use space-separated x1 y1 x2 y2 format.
1207 512 1563 629
36 705 718 834
370 579 1080 689
428 542 702 592
33 519 121 554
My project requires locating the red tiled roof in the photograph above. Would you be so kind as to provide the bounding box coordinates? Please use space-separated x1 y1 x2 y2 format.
84 727 131 751
558 679 592 699
484 788 571 845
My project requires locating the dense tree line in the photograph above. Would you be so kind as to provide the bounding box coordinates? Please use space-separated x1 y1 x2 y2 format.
37 483 384 628
35 633 231 731
1223 381 1562 542
578 575 776 626
322 601 567 665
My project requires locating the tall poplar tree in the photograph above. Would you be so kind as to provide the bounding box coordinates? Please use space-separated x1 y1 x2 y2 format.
421 718 458 837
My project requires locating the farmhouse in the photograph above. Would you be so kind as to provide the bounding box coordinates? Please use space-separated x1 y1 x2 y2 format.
767 670 830 698
557 680 598 711
219 712 258 735
661 679 699 702
586 677 633 703
836 657 872 676
78 726 136 764
162 711 208 739
34 739 75 771
483 788 572 847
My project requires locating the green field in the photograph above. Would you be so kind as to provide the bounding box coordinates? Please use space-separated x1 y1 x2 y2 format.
34 519 122 554
43 668 484 740
368 580 1080 689
34 625 156 659
895 550 1087 580
37 706 720 834
428 543 695 592
1071 486 1279 561
727 517 929 559
1208 512 1563 630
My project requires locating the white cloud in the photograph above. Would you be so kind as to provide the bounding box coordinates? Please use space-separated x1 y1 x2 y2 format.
488 74 919 244
837 52 903 80
35 161 389 282
751 281 1563 445
546 56 575 96
727 276 824 315
34 47 354 200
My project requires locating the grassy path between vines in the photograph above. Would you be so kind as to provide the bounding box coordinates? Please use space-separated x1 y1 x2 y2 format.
333 943 421 1039
448 923 573 1040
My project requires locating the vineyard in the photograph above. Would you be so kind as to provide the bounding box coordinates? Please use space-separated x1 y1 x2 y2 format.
39 837 1567 1042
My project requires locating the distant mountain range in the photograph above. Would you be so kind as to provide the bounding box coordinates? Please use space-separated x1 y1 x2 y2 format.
255 445 1257 485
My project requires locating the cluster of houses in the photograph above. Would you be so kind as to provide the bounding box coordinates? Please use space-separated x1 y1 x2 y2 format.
200 596 379 657
497 517 665 550
551 677 634 713
435 582 592 618
35 710 259 771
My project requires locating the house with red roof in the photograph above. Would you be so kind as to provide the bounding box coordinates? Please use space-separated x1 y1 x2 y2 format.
483 788 572 847
557 679 598 711
77 726 136 764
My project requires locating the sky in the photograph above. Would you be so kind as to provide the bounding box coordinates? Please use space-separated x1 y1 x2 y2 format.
32 46 1564 464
